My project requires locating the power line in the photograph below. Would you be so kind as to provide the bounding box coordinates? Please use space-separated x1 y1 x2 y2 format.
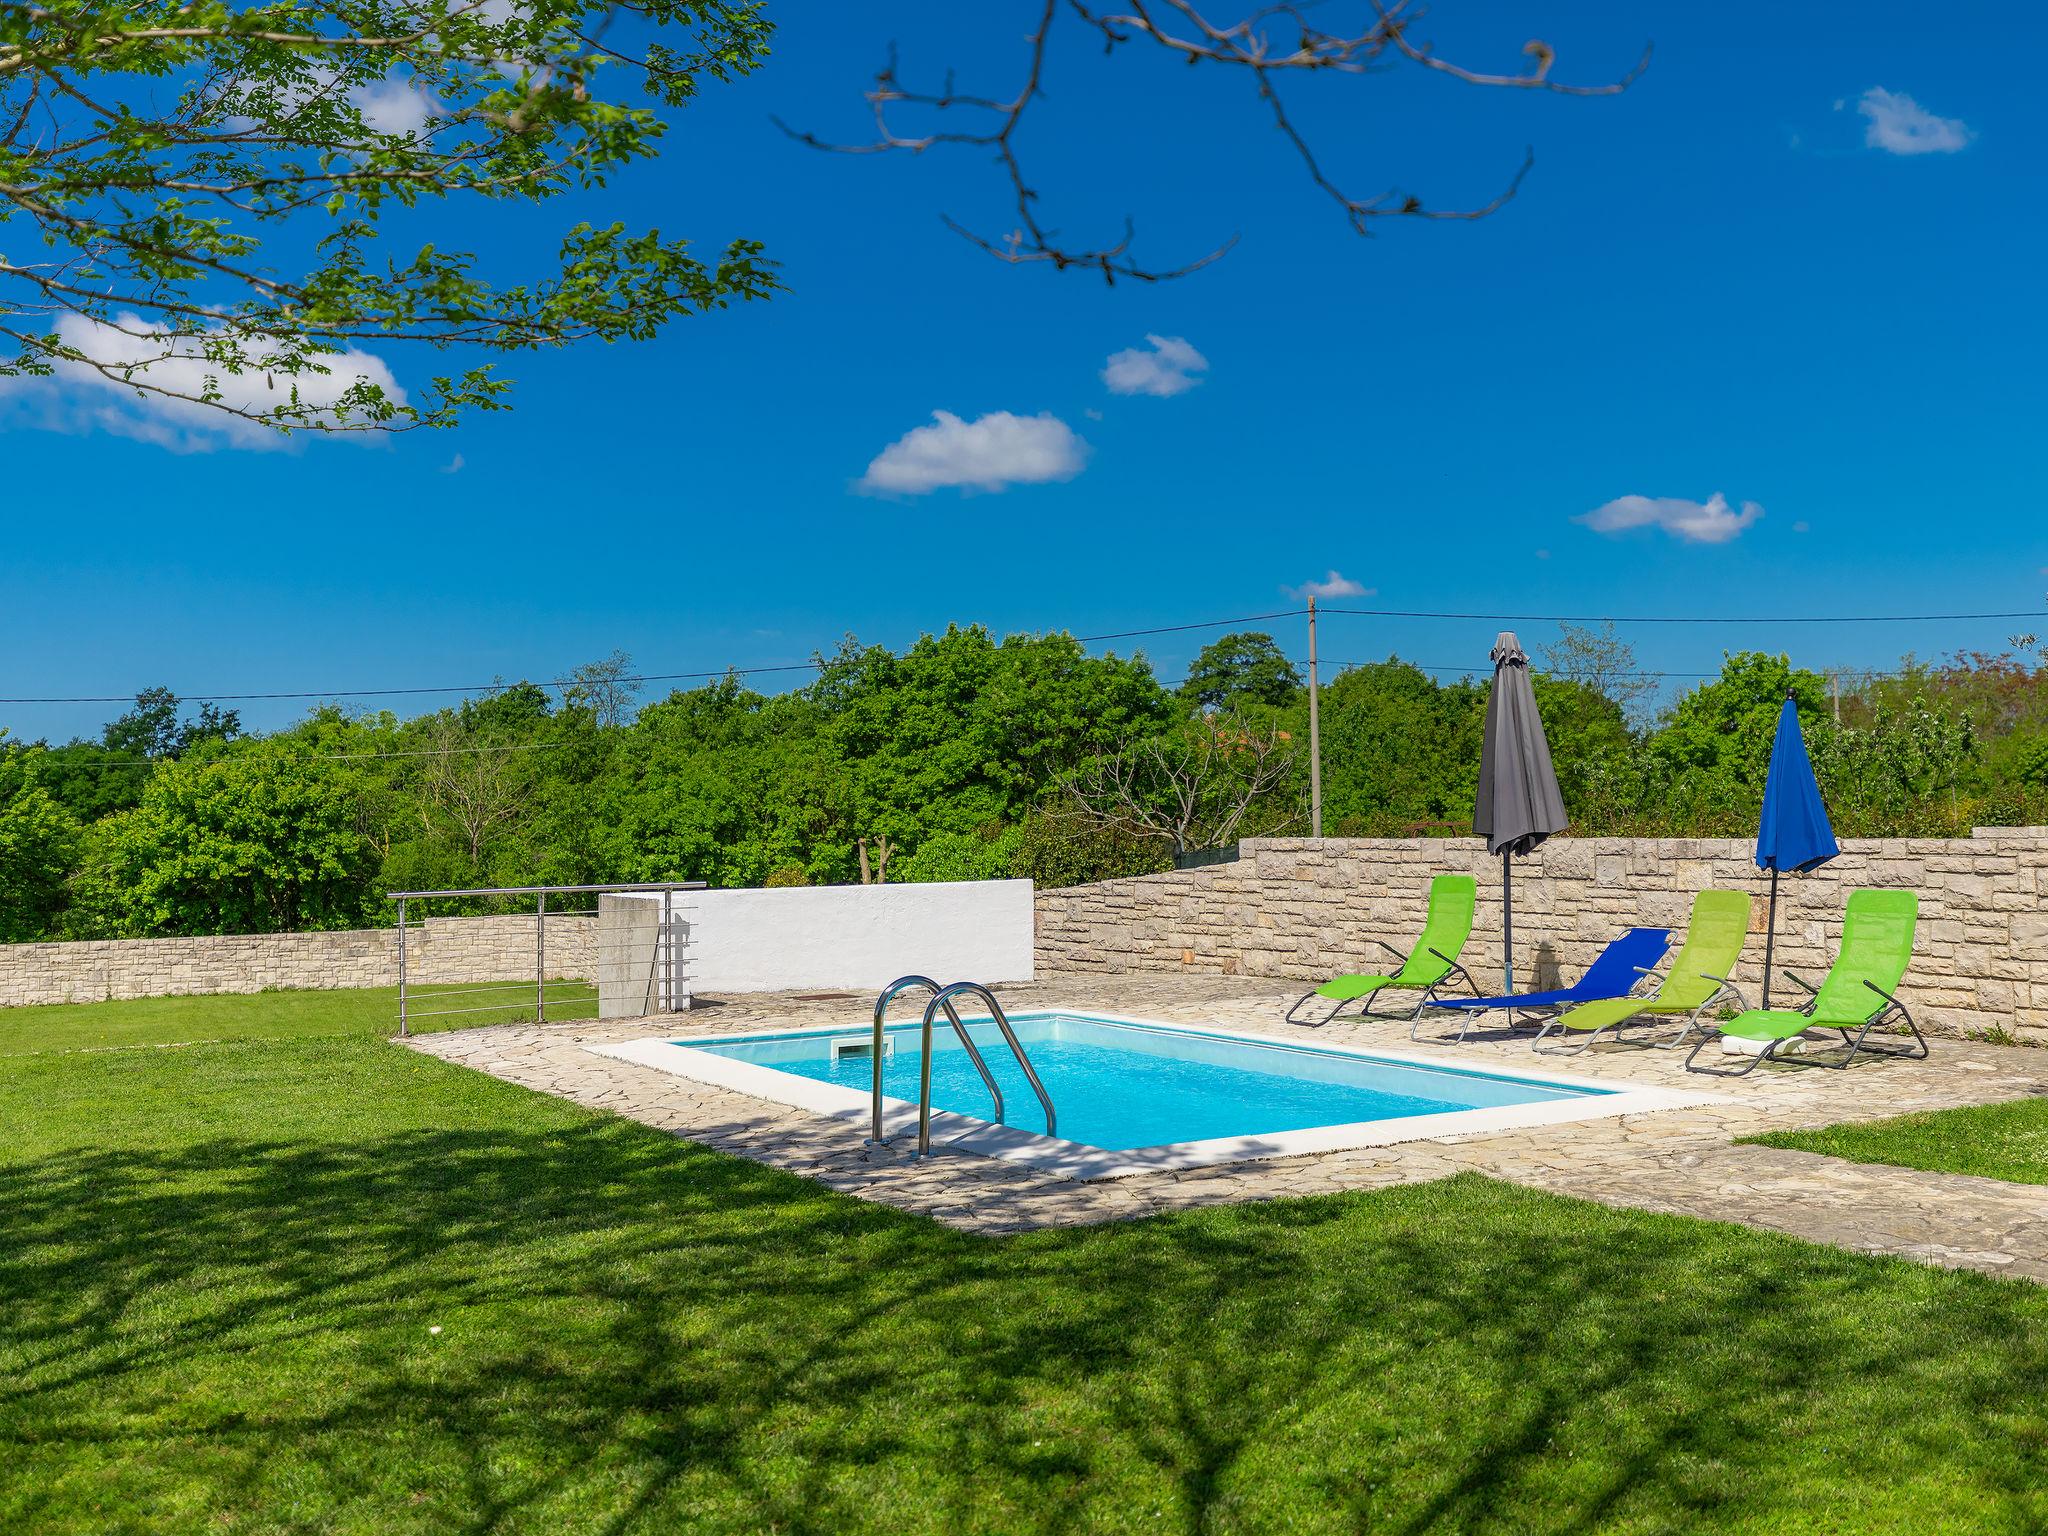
0 666 813 707
0 611 1312 706
3 741 565 773
1321 662 1913 681
1319 606 2042 626
0 603 2039 708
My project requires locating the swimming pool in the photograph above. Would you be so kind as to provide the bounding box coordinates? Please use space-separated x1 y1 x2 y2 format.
692 1013 1604 1149
595 1011 1713 1180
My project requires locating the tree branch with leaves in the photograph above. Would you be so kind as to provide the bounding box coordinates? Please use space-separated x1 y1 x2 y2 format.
0 0 779 434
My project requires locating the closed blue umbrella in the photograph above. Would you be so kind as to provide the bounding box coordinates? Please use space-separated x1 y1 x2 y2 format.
1756 694 1839 1006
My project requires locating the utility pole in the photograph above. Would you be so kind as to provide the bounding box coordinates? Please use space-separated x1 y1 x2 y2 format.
1831 669 1841 725
1307 596 1323 838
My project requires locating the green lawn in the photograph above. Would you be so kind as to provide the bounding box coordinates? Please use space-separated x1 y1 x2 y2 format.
5 999 2048 1532
1748 1096 2048 1185
0 981 596 1055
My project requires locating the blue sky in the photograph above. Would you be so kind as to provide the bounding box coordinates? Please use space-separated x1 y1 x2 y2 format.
4 1 2045 741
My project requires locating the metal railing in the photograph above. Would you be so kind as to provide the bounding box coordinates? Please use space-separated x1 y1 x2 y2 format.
867 976 1008 1143
868 975 1057 1157
389 881 706 1036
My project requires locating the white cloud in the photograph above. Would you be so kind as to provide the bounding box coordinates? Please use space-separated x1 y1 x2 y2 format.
1102 334 1209 397
1286 570 1372 602
0 312 406 452
1576 492 1764 545
441 452 466 474
1857 87 1971 155
856 410 1088 495
351 78 440 136
225 69 440 139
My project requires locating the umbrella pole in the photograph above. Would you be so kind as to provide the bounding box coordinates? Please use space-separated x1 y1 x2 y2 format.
1762 867 1779 1010
1501 850 1513 994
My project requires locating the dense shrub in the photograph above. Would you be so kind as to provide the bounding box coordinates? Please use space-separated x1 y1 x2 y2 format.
1008 813 1174 889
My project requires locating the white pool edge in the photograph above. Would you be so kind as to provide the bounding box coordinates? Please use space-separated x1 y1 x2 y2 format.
590 1012 1726 1182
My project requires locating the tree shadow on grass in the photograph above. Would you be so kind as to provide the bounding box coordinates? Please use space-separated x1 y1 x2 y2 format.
6 1050 2048 1534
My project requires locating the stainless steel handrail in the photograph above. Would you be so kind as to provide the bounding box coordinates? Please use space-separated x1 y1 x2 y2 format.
916 982 1056 1157
387 882 708 899
391 880 707 1035
869 976 1007 1144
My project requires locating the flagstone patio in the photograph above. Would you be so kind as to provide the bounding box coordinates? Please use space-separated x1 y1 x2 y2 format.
407 975 2048 1280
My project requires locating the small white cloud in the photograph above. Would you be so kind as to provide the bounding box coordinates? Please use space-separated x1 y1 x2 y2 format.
0 312 405 452
1576 493 1764 546
351 78 440 136
1792 519 1811 533
1285 570 1372 602
1535 548 1551 561
440 452 466 474
1102 334 1209 397
856 410 1088 496
1857 87 1971 155
226 69 439 139
1083 406 1105 421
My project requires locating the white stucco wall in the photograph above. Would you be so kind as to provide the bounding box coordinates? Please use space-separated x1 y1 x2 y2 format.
601 880 1035 1009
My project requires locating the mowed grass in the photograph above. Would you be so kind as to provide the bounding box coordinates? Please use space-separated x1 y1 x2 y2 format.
5 1008 2048 1532
0 981 596 1055
1749 1095 2048 1185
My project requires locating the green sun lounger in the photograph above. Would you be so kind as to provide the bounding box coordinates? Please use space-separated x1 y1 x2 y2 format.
1285 874 1479 1026
1684 889 1923 1077
1531 889 1752 1055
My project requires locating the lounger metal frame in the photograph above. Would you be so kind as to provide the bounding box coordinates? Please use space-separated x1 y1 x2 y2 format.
1529 967 1749 1056
1417 964 1659 1046
1417 992 1568 1045
1682 970 1927 1077
1283 941 1480 1028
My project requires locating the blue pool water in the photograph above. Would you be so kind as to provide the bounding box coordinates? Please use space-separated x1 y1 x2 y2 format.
683 1013 1606 1152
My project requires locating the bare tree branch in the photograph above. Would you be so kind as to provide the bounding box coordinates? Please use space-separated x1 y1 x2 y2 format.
788 1 1649 282
1056 711 1301 852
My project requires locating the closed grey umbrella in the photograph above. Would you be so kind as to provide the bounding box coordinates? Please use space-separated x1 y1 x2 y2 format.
1473 632 1569 991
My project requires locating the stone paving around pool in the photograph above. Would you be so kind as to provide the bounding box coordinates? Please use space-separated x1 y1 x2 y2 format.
405 976 2048 1281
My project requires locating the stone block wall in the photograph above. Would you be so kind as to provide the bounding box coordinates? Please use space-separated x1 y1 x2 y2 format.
0 914 597 1009
1034 830 2048 1041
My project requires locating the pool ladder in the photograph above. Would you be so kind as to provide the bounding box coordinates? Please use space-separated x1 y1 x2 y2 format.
869 977 1057 1157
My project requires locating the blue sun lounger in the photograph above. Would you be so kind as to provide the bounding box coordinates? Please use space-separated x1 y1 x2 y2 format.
1415 926 1673 1043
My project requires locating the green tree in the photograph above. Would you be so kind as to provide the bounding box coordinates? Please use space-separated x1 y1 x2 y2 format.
72 740 380 935
1813 696 1977 836
896 826 1023 884
0 739 85 939
1530 675 1634 819
591 677 833 887
101 687 243 761
1317 660 1486 834
1653 653 1829 782
1538 622 1657 726
814 627 1174 869
1180 632 1303 712
1 0 778 435
38 687 244 821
